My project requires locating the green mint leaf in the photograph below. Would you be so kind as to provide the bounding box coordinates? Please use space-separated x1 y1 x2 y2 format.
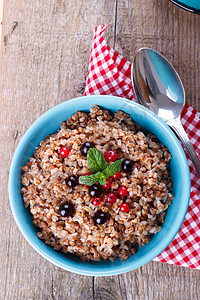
80 172 106 186
98 174 107 185
94 172 102 181
87 148 109 173
102 159 123 178
79 174 99 186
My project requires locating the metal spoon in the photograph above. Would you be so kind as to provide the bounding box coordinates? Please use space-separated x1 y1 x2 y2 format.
131 47 200 177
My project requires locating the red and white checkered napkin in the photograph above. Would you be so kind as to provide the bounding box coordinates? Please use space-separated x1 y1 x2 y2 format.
84 24 200 269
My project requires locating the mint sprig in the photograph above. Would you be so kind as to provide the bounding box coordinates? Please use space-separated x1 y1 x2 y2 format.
79 148 122 186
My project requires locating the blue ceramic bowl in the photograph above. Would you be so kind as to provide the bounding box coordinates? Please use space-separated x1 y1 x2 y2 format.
9 95 190 276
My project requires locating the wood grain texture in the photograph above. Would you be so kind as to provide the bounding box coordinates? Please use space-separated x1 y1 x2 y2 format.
0 0 199 299
0 0 4 45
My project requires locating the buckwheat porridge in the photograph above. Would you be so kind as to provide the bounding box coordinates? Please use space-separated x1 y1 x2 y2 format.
21 105 173 261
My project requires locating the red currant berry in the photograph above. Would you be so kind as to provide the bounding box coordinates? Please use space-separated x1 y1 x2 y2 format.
120 203 129 212
82 173 91 176
106 193 117 203
60 147 70 157
111 171 121 180
104 150 118 162
118 186 128 197
102 179 111 189
93 198 101 206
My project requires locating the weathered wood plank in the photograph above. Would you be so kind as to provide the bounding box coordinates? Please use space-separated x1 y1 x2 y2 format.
0 0 4 45
0 1 116 299
96 1 200 299
0 0 200 299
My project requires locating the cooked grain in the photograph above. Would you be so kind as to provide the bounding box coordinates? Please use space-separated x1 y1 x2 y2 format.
21 105 173 261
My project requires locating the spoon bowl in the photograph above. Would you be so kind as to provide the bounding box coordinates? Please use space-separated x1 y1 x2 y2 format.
131 47 200 177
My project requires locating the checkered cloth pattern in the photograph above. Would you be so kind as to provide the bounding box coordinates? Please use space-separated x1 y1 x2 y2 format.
84 24 200 269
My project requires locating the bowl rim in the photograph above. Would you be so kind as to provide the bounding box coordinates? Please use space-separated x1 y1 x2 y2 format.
8 95 191 276
169 0 200 14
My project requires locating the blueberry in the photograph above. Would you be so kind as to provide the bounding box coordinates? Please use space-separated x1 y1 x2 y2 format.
81 142 95 156
66 175 78 188
59 202 75 217
93 210 109 225
89 184 101 197
121 159 133 173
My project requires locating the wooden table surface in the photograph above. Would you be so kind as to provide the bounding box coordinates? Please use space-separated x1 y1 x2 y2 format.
0 1 200 299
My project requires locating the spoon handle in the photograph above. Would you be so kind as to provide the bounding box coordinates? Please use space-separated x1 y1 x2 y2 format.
167 117 200 178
